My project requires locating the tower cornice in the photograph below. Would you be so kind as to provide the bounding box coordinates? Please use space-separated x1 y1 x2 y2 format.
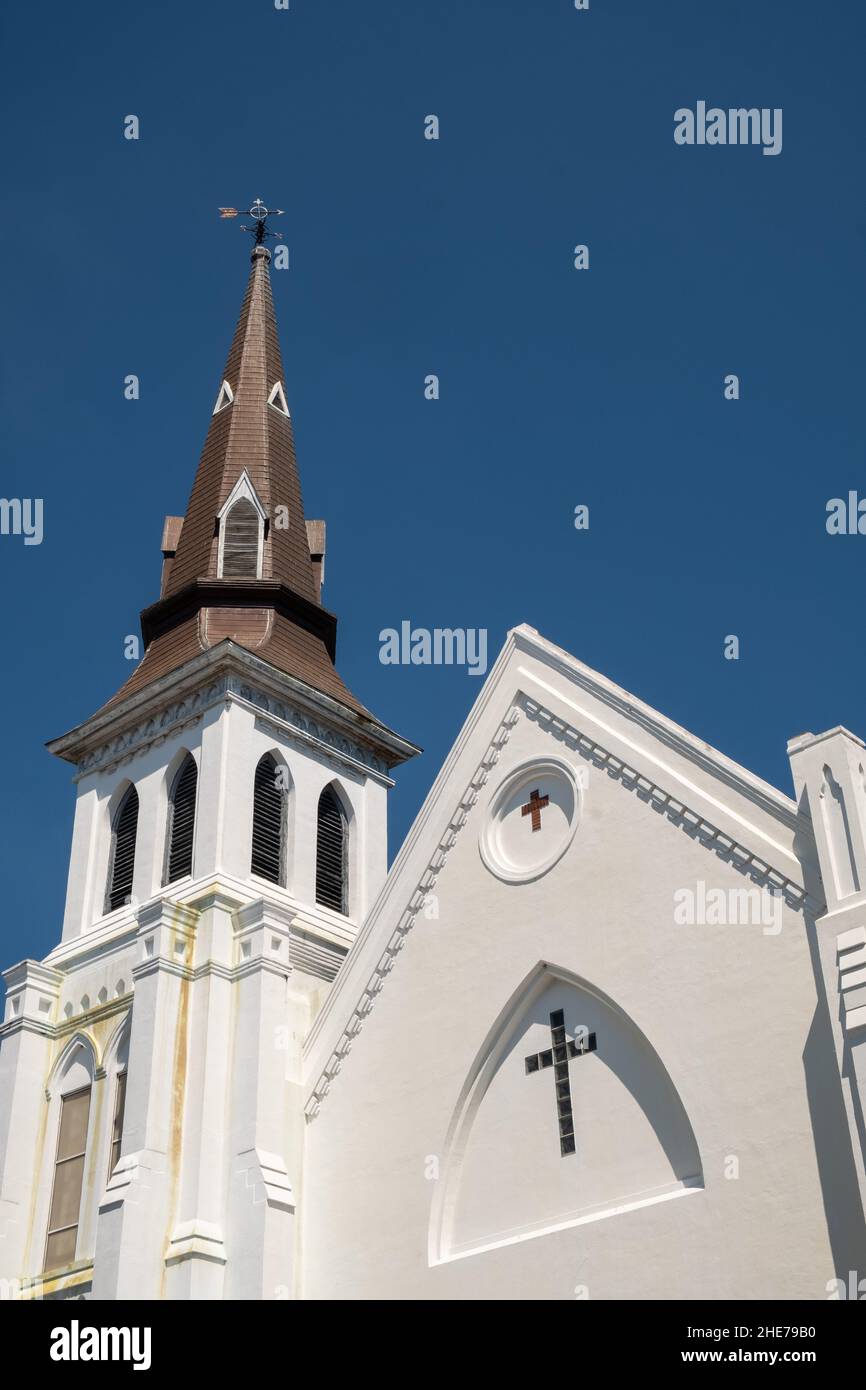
140 578 338 661
46 640 420 776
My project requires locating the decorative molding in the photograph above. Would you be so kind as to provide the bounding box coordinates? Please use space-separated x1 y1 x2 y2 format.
520 696 808 909
236 1148 295 1213
304 703 522 1119
305 692 810 1121
837 925 866 1032
165 1219 227 1268
241 684 391 777
289 931 346 983
71 672 393 782
75 679 227 779
51 639 417 773
479 755 581 884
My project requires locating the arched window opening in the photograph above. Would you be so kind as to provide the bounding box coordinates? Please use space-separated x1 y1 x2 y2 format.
251 753 286 885
45 1084 91 1271
106 785 139 913
221 497 260 578
316 785 347 915
165 754 197 883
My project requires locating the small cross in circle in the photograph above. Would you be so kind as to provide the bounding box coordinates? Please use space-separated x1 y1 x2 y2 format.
521 788 549 832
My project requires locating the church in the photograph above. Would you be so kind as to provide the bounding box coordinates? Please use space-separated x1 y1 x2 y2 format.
1 222 865 1302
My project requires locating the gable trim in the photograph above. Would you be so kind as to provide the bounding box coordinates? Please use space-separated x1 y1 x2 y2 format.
304 690 812 1121
512 626 800 830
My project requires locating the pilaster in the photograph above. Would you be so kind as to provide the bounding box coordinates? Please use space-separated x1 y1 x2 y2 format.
0 961 62 1282
92 897 197 1300
788 728 866 1213
223 898 298 1299
163 886 243 1299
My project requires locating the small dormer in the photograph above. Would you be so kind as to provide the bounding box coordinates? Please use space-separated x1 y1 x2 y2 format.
267 381 289 416
212 379 234 414
216 472 268 579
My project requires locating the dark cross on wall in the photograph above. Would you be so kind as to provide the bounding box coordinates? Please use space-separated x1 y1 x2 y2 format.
521 788 549 832
525 1010 597 1156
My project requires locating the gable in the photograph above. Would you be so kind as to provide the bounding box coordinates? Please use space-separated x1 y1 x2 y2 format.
301 626 839 1298
305 626 813 1117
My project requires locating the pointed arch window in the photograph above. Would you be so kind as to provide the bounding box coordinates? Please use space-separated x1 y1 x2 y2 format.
251 752 286 885
106 785 139 913
316 785 348 915
165 754 198 884
216 471 267 579
45 1084 91 1270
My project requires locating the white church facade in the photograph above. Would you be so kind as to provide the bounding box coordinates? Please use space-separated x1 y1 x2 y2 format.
1 240 865 1301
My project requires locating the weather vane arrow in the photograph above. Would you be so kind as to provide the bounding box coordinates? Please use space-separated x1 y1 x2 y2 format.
218 198 285 246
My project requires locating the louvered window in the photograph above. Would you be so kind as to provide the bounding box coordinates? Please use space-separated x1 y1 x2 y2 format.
221 497 260 578
316 786 347 914
45 1085 91 1271
165 754 197 883
106 785 139 913
251 753 286 884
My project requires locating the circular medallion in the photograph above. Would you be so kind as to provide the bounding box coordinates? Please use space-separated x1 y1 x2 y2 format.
480 757 581 883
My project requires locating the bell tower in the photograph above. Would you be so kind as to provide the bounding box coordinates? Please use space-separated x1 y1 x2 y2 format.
0 208 418 1300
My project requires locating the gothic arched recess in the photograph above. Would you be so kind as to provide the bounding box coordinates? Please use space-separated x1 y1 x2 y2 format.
429 962 703 1265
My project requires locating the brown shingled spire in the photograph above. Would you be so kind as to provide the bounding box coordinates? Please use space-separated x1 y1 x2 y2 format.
165 245 318 602
98 244 372 721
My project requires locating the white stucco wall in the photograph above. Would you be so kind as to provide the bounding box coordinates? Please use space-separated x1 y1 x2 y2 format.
301 631 861 1300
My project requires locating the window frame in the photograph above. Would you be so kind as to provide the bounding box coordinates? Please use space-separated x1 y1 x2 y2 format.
44 1083 92 1273
163 752 198 886
104 783 139 915
315 783 349 916
250 751 288 887
107 1069 128 1181
215 471 267 580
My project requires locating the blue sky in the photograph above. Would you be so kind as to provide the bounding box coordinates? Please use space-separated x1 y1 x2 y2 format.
1 0 864 964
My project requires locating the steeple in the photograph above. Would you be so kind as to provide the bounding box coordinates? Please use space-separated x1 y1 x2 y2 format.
94 240 388 733
0 206 418 1307
163 245 317 603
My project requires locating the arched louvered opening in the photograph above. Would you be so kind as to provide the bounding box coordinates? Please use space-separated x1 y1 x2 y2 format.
251 753 286 885
221 496 261 578
106 785 139 913
316 785 348 915
165 754 197 884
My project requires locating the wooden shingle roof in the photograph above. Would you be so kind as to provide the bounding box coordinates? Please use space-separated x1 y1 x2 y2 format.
91 246 405 752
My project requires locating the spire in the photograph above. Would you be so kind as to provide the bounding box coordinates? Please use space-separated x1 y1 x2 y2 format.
95 237 385 732
164 245 318 603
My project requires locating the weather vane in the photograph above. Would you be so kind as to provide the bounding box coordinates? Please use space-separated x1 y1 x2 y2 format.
218 198 284 246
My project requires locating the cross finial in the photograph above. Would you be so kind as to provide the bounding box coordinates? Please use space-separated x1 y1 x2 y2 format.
218 199 285 247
